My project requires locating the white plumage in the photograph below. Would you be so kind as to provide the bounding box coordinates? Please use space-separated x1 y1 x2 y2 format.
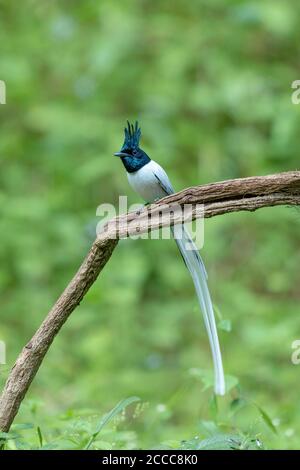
127 160 172 202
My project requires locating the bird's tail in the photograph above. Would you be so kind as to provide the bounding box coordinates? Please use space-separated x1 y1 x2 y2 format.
171 224 225 396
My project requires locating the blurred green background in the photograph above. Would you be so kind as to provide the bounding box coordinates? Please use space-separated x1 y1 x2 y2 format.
0 0 300 450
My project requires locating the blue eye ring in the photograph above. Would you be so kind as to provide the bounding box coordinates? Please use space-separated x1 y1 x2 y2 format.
132 149 137 155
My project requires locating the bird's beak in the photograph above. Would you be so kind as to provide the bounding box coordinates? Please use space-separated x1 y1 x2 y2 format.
114 152 129 157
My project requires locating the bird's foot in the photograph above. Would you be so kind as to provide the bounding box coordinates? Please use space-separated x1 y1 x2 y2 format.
144 199 160 207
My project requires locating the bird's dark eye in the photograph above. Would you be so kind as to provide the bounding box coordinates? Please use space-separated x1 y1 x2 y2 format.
132 149 137 155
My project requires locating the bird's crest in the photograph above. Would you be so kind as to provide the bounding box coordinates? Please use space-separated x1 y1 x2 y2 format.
121 121 141 150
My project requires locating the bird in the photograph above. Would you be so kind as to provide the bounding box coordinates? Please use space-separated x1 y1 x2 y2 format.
114 121 225 396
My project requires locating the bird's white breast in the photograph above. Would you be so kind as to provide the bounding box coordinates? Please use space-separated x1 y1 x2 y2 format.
127 160 168 202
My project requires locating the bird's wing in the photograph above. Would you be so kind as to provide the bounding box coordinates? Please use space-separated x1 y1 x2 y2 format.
152 163 175 195
153 163 225 395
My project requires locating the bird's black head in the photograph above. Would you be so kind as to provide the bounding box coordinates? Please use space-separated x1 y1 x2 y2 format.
114 121 151 173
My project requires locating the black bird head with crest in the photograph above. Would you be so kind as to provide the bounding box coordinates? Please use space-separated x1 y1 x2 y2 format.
114 121 151 173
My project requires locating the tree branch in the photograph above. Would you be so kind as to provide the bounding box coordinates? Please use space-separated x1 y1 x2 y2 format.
0 171 299 432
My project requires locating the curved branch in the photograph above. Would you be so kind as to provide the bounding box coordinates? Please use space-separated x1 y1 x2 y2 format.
0 171 299 432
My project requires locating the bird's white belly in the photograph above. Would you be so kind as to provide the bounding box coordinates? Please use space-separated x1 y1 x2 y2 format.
127 162 166 202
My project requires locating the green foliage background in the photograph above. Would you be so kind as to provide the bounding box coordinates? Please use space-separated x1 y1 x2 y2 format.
0 0 300 449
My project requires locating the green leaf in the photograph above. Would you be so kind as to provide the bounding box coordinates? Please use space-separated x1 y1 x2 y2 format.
91 440 113 450
218 319 232 332
40 443 59 450
208 394 218 418
181 434 243 450
15 439 30 450
254 404 278 434
0 431 19 440
85 396 140 450
230 397 247 414
189 368 239 393
37 426 43 447
11 423 34 431
198 420 219 436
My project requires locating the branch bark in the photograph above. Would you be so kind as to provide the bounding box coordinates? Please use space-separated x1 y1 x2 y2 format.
0 171 299 432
